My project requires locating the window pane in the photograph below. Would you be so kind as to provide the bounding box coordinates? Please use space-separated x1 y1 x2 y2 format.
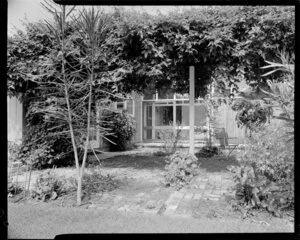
89 128 97 141
116 102 124 110
155 106 173 126
176 106 189 126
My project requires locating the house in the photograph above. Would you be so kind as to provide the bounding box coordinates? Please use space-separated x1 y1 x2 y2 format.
93 90 246 151
93 67 247 151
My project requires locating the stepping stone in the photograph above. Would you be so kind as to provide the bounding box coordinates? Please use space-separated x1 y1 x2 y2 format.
184 193 194 200
117 204 130 211
212 190 221 196
127 204 139 211
193 193 202 200
145 200 156 209
167 191 185 201
163 192 185 215
215 175 222 181
175 201 193 216
203 193 220 198
206 197 219 201
88 204 97 208
113 196 123 202
135 192 146 198
157 204 167 215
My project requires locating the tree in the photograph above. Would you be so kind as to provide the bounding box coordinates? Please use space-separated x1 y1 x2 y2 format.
31 2 117 205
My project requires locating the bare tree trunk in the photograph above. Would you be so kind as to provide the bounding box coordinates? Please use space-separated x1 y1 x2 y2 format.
60 6 81 205
77 174 82 205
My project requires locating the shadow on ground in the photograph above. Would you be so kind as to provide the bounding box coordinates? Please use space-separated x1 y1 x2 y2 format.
197 155 239 173
100 155 167 170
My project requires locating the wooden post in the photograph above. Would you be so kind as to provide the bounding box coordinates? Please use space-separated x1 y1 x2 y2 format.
189 66 195 155
152 103 155 140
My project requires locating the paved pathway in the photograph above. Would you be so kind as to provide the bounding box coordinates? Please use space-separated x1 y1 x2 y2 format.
87 169 235 219
83 148 236 218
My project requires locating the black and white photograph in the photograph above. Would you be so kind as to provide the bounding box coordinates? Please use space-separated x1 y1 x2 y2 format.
7 0 295 237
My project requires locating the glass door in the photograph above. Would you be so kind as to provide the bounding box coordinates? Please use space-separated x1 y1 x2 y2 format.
143 103 153 140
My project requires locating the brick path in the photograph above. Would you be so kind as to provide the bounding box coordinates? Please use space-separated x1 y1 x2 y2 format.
86 148 236 218
88 170 235 219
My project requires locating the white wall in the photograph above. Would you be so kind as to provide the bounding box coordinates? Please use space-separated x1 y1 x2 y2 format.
7 96 23 144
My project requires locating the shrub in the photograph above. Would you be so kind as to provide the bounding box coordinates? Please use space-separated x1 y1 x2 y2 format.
18 123 82 169
164 151 200 190
66 170 119 198
228 124 294 217
82 170 118 196
8 182 24 197
157 122 181 153
8 141 21 163
196 146 219 158
31 169 66 202
101 110 136 151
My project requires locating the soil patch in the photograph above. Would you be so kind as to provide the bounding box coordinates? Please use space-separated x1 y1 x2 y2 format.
100 155 167 170
198 155 239 173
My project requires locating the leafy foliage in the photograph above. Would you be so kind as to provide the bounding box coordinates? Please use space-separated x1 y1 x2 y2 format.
110 6 294 98
228 123 294 217
31 169 66 202
231 99 273 134
164 151 200 190
8 6 295 101
17 123 80 169
228 51 294 218
259 51 294 142
101 110 136 151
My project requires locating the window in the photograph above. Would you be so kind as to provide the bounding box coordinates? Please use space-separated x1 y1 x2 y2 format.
116 102 125 110
155 106 173 126
114 98 135 116
89 127 97 141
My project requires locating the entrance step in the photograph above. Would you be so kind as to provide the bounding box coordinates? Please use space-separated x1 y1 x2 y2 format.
136 141 207 150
